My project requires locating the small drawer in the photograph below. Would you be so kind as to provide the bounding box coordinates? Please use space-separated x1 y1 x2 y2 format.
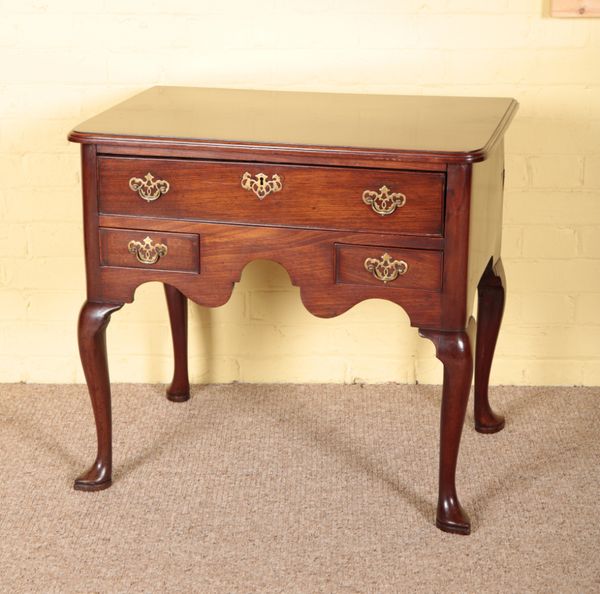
99 227 199 273
98 157 445 236
335 243 442 291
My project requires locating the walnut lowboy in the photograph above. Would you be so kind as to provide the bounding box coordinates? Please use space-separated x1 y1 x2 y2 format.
69 87 518 535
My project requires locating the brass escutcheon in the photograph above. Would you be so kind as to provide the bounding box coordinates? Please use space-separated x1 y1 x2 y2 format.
364 252 408 284
362 185 406 216
128 236 168 265
129 173 170 202
241 172 282 200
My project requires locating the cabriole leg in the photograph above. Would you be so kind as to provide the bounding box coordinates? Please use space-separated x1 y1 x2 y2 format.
419 326 474 535
74 300 123 491
164 284 190 402
474 259 506 434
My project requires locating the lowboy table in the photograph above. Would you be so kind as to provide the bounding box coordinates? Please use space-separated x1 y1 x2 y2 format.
69 86 518 535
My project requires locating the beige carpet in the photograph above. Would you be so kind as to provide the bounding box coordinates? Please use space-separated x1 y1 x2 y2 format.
0 383 598 593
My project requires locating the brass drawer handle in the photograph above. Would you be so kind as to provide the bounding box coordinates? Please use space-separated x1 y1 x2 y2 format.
362 185 406 216
364 253 408 284
128 236 168 265
241 172 282 200
129 173 170 202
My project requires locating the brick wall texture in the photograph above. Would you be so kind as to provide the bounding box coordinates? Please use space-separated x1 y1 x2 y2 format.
1 0 599 385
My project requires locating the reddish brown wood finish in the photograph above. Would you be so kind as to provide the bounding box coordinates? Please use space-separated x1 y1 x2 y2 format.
99 227 199 273
419 322 474 535
68 86 519 165
94 142 449 171
98 157 445 237
74 301 123 491
335 244 442 291
474 259 506 433
164 284 190 402
93 223 445 327
69 87 517 534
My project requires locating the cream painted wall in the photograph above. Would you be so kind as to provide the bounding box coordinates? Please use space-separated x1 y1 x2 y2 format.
1 0 599 385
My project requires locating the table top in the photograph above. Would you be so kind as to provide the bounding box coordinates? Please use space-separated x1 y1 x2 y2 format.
70 86 517 161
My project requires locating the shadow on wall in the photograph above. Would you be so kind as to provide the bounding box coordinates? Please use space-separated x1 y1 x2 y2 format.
185 259 419 384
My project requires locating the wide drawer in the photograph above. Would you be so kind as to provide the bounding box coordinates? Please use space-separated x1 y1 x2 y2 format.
99 227 199 273
335 243 442 290
98 157 445 236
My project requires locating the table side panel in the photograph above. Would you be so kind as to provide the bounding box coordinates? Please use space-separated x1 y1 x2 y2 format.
466 141 505 317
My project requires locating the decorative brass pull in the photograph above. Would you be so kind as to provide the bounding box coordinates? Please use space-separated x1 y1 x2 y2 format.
362 185 406 216
241 172 282 200
364 253 408 284
129 173 170 202
128 236 168 265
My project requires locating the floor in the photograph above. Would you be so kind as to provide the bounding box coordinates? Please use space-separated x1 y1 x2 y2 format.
0 383 598 593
